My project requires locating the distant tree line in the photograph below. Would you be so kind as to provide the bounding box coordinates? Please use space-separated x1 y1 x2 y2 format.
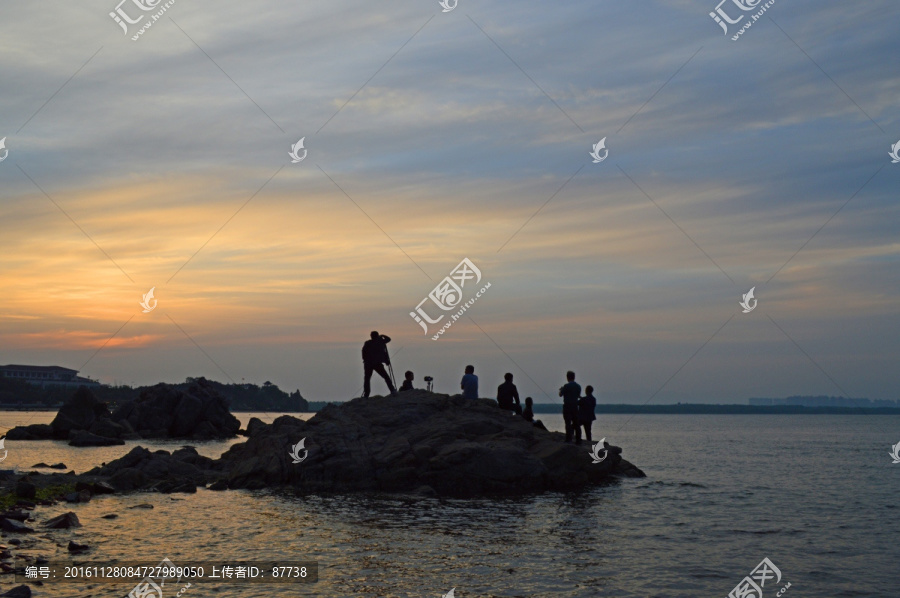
0 377 309 412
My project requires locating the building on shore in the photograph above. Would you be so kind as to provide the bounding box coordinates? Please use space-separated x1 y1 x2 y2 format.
0 364 101 388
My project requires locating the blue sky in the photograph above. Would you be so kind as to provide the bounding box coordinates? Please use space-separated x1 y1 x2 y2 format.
1 0 898 403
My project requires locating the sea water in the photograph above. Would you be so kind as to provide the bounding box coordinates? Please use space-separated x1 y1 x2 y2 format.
0 411 897 597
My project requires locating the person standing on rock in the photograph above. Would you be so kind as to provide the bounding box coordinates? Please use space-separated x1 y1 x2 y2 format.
559 371 582 444
578 385 597 443
496 372 522 414
362 331 397 398
460 365 479 399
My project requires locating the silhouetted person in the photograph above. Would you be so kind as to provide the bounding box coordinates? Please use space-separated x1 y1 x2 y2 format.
496 372 522 414
579 385 597 443
559 370 581 443
522 396 547 430
400 371 415 392
460 365 478 399
362 331 396 398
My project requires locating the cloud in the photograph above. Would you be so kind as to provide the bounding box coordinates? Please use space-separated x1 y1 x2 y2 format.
1 0 898 400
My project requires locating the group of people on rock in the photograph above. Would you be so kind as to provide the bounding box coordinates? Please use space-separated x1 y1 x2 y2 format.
361 331 598 444
457 365 597 443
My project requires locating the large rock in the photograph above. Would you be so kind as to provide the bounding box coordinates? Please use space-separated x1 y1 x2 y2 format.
8 379 240 442
85 446 224 493
88 418 126 440
111 379 240 439
5 423 53 440
6 387 116 441
44 512 81 529
219 391 644 496
52 387 111 438
0 518 34 534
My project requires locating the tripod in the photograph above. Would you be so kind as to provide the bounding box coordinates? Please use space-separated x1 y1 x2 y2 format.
383 345 396 389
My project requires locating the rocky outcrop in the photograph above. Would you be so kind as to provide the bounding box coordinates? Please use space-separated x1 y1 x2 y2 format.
20 390 644 498
6 379 241 443
218 391 644 496
111 379 240 440
52 387 112 437
5 424 52 441
83 446 225 493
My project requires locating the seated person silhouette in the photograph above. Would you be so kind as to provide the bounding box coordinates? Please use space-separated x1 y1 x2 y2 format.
400 371 415 392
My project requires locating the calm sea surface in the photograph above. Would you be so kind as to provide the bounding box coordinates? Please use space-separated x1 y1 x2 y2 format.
0 411 898 597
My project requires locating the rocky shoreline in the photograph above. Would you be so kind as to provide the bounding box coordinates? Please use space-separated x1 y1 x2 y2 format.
0 388 644 595
6 378 240 445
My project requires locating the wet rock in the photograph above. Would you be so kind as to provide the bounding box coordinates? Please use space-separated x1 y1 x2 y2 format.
63 490 91 504
84 446 223 493
0 510 29 522
15 479 36 499
1 585 32 598
68 430 125 447
207 479 228 491
67 540 90 553
91 481 115 495
128 504 154 509
101 513 118 519
28 462 68 470
43 512 81 529
108 468 145 492
155 480 197 494
0 518 34 534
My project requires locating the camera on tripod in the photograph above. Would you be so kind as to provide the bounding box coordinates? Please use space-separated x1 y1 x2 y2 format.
423 376 433 392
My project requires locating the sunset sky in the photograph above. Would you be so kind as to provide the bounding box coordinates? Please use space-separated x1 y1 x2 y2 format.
1 0 898 404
